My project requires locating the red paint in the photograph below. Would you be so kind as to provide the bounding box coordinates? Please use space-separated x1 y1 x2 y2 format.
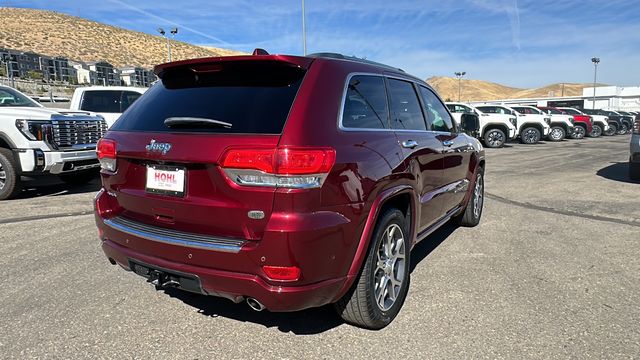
95 53 484 312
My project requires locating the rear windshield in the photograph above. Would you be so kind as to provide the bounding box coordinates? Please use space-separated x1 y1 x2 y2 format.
81 90 142 113
111 62 306 134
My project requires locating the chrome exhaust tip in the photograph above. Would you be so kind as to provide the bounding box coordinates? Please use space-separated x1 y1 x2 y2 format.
246 297 266 312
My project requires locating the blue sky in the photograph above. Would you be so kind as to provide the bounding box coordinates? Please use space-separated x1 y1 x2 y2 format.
9 0 640 87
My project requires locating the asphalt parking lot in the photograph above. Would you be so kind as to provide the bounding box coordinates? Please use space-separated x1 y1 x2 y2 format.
0 135 638 359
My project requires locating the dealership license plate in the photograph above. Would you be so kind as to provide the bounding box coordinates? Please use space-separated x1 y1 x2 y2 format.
146 165 186 197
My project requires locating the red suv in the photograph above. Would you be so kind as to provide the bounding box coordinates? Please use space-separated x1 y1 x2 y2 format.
94 52 485 329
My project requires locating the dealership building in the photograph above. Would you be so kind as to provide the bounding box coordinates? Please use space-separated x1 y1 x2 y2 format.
470 86 640 111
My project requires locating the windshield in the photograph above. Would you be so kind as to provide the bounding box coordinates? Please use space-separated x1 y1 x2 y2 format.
0 88 41 108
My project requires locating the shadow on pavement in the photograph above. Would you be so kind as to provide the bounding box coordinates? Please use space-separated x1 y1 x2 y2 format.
161 221 458 334
410 222 458 272
16 175 101 199
596 162 640 184
162 288 344 335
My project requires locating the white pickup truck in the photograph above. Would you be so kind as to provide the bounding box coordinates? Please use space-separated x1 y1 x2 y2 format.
446 102 517 148
69 86 147 128
511 105 574 142
475 104 551 144
0 85 107 200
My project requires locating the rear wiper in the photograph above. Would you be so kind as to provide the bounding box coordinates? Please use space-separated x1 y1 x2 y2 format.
164 117 232 128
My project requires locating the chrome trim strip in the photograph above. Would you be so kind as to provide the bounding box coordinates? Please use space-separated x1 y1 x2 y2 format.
104 216 246 253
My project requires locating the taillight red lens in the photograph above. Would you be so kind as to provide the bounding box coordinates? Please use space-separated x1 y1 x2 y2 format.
221 147 336 175
97 139 117 172
221 148 275 173
262 265 301 281
97 138 116 159
275 148 336 175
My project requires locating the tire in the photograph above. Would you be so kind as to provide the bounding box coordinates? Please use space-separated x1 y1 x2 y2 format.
630 162 640 181
335 208 410 330
455 167 484 227
616 123 628 135
589 124 602 137
571 125 586 139
483 128 506 148
604 123 617 136
0 148 23 200
547 126 565 141
59 169 99 185
520 127 541 144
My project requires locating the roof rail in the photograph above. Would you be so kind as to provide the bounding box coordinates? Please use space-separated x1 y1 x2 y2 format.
307 52 404 73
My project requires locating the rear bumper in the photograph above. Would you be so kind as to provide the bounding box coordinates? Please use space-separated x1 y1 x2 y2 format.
94 189 360 312
101 239 347 311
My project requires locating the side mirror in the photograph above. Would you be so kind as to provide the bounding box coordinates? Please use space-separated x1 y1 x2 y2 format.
461 113 480 135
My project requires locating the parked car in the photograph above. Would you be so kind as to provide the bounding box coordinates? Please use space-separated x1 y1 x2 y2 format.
446 102 517 148
554 107 593 139
475 104 550 144
512 105 572 142
0 85 107 200
582 109 619 136
94 52 486 330
631 116 640 181
601 110 633 135
69 86 147 128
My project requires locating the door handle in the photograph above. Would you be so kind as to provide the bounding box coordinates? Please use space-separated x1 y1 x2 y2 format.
401 140 418 149
442 140 454 147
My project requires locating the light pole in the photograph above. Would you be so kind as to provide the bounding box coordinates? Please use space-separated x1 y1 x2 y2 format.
591 57 600 110
302 0 307 55
158 27 178 62
454 71 466 101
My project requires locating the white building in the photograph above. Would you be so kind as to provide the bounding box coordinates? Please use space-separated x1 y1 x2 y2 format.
469 85 640 111
70 61 97 85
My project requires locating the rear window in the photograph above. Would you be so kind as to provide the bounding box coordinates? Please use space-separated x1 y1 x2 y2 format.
80 90 142 113
111 62 306 134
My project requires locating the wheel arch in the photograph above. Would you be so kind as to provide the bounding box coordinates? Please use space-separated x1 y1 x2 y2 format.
482 123 509 137
333 185 417 301
519 122 543 135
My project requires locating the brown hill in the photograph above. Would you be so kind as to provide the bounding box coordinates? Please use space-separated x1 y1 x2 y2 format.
427 76 597 102
0 7 244 68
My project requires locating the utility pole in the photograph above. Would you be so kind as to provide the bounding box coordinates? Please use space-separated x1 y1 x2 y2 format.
591 57 600 110
302 0 307 55
454 71 466 102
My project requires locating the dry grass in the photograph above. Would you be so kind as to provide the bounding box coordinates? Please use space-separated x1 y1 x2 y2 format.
0 7 245 68
427 76 600 102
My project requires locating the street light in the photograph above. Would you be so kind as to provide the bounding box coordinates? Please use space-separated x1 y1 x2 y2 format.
302 0 307 55
454 71 466 101
591 57 600 110
158 27 178 62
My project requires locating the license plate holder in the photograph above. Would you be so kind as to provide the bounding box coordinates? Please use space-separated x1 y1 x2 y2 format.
145 165 186 197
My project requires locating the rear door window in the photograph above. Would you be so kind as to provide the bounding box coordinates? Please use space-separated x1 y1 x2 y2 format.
111 62 306 134
418 86 455 132
387 79 426 131
341 75 389 129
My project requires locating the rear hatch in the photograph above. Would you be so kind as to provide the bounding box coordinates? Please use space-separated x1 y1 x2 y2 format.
102 56 312 240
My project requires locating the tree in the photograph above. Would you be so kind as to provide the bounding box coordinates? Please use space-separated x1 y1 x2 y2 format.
27 70 44 80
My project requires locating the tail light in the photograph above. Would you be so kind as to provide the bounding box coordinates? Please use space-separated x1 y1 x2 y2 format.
221 147 336 189
262 265 301 281
633 118 640 134
97 138 117 172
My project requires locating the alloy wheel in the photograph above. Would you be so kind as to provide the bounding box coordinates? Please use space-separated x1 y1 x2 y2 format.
486 130 505 147
590 125 602 137
617 124 628 135
473 173 484 218
549 128 563 141
0 162 5 191
573 126 586 139
604 125 616 136
374 223 406 311
522 128 539 144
